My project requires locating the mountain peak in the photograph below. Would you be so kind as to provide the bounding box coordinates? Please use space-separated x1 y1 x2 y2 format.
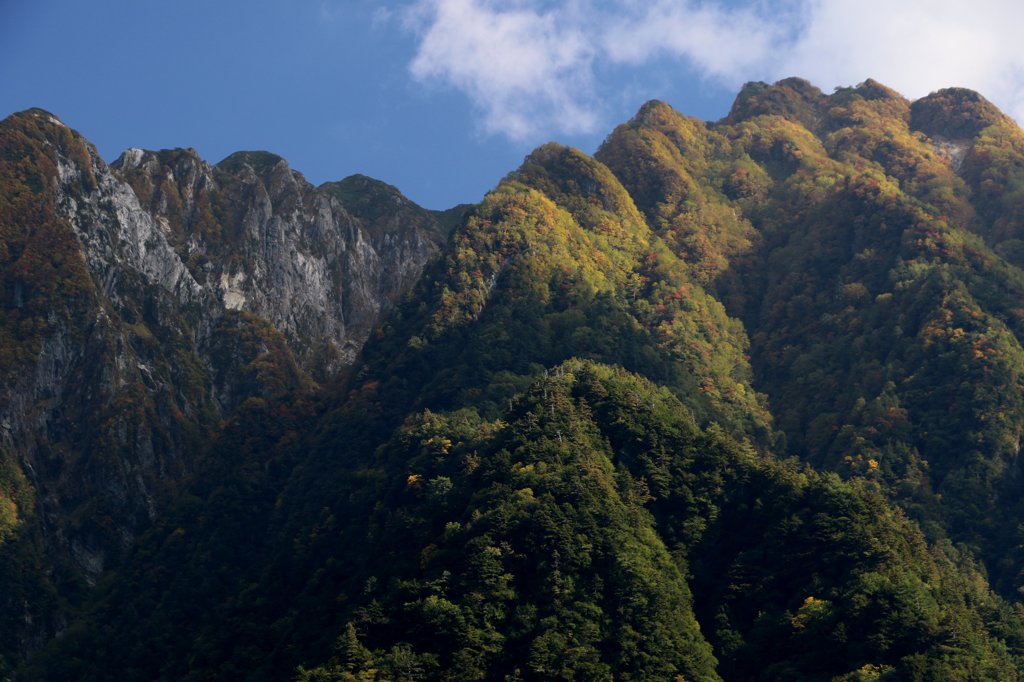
12 78 1024 681
321 173 405 206
111 146 206 174
512 141 644 226
633 99 675 122
8 107 66 128
320 173 429 225
910 87 1010 139
216 150 288 176
850 78 904 101
627 99 708 138
112 147 149 171
516 140 579 170
1 108 87 151
725 77 827 128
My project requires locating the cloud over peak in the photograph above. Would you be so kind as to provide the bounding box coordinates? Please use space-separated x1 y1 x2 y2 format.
402 0 1024 141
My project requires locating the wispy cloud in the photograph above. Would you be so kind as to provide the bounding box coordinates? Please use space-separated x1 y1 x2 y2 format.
400 0 1024 140
781 0 1024 122
403 0 599 139
601 1 784 83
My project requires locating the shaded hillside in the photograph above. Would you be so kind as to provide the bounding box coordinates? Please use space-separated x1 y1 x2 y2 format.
0 108 450 674
10 78 1024 680
598 79 1024 580
114 147 449 378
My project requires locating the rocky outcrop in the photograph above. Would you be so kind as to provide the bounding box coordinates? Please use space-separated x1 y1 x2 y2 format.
3 106 451 537
0 111 223 663
0 108 454 667
114 148 449 380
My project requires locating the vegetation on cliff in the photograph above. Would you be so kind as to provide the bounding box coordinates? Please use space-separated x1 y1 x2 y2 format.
9 77 1024 679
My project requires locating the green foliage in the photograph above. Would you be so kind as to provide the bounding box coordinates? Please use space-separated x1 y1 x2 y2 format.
0 449 32 543
208 310 313 408
16 80 1024 681
321 174 451 244
910 87 1010 139
216 150 287 178
959 120 1024 250
725 78 828 133
595 102 760 286
0 110 97 389
291 362 1024 681
636 80 1024 589
357 143 773 445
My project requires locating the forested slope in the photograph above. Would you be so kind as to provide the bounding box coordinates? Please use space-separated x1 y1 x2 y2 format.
10 79 1024 680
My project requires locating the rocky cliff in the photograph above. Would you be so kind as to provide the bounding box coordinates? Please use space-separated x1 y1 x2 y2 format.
24 79 1024 681
13 78 1024 680
0 108 452 664
113 146 449 380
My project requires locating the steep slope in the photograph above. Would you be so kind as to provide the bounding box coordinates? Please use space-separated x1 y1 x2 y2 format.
0 108 450 672
287 362 1023 681
350 142 773 441
38 361 1024 680
12 79 1024 680
114 148 448 379
596 98 760 289
598 80 1024 582
25 113 1024 680
0 109 223 633
27 141 776 678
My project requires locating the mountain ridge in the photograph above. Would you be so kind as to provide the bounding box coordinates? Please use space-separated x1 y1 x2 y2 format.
7 79 1024 679
0 106 453 673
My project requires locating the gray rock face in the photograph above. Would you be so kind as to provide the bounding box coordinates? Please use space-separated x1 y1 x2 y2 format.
13 114 449 549
0 109 454 662
2 117 201 568
57 147 205 306
113 148 447 379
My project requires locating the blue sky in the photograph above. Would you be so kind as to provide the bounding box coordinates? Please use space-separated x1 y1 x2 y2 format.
3 1 1023 210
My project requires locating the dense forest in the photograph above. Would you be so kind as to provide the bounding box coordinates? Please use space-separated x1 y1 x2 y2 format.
6 78 1024 679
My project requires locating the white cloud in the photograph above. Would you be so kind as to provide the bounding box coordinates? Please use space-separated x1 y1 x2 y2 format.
782 0 1024 122
401 0 1024 140
404 0 599 139
602 1 782 83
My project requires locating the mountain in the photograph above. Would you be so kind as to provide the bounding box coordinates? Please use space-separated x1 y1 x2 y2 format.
597 79 1024 555
0 108 450 671
7 77 1024 679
